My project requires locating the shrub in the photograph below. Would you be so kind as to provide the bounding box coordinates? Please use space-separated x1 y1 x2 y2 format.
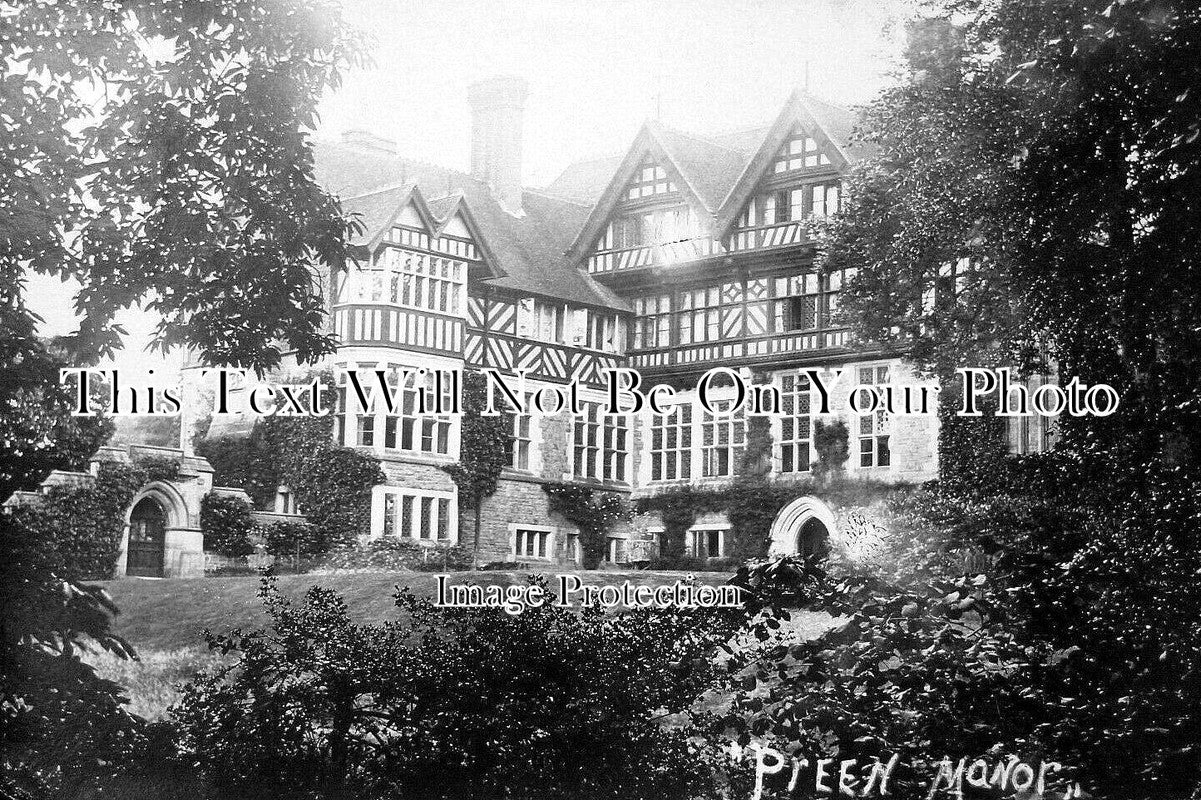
261 520 323 559
200 494 255 558
314 538 472 573
171 578 736 799
0 513 143 799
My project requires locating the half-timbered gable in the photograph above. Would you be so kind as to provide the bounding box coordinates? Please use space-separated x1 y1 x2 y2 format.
717 90 857 253
569 122 743 277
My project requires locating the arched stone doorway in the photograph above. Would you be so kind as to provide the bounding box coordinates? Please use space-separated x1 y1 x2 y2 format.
117 479 203 578
768 496 838 558
127 497 166 577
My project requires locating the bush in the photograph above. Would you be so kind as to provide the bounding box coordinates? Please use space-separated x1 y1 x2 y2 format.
315 538 473 573
261 520 323 559
717 459 1201 800
171 578 736 799
200 494 255 558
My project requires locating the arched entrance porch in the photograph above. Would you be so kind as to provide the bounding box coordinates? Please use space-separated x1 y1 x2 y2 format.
767 496 838 559
116 480 203 578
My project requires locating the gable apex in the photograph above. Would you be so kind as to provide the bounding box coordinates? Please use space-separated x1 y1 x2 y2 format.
566 122 727 262
713 89 860 234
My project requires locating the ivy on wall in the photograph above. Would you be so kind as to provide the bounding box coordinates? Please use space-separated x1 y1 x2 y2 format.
199 493 255 558
638 477 902 563
9 457 180 580
813 418 850 483
196 372 384 546
442 370 511 562
542 483 631 569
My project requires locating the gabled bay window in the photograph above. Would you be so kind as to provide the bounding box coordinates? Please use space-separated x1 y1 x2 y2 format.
739 182 841 229
606 205 698 250
336 246 466 315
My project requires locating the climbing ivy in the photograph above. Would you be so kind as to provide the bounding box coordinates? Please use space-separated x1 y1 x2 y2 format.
542 483 632 568
196 371 384 546
638 477 901 565
200 493 256 558
812 418 850 483
8 457 180 580
443 370 511 562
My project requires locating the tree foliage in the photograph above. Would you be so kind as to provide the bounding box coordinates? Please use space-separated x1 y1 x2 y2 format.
825 2 1201 468
2 0 366 371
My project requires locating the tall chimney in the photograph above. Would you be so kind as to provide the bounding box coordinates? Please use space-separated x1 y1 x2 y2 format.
468 76 528 215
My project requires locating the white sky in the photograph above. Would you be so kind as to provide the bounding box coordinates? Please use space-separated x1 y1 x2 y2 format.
29 0 910 374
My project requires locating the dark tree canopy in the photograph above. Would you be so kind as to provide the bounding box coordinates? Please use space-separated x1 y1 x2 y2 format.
2 0 365 372
824 1 1201 469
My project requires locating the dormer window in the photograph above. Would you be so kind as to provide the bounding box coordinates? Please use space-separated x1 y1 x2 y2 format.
626 158 677 199
773 130 831 173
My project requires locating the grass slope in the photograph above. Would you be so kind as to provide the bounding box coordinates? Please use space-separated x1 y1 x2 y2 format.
101 569 735 652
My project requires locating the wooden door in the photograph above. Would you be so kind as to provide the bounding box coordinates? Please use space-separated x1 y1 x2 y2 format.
127 498 165 577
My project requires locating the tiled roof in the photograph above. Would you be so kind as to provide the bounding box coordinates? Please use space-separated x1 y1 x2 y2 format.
542 154 624 204
648 122 751 213
341 184 419 247
316 141 628 310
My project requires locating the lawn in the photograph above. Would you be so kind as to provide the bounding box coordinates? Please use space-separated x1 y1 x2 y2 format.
100 568 737 651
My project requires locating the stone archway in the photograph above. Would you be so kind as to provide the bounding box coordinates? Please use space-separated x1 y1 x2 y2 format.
117 480 202 578
767 495 838 558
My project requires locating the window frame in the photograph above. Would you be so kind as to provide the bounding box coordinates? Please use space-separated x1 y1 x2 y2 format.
510 524 555 561
373 487 458 544
855 364 892 469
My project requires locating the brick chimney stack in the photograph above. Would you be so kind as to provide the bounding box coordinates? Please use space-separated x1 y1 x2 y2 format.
468 76 528 216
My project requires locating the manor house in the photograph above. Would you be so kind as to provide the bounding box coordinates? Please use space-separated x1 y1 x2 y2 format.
187 77 951 567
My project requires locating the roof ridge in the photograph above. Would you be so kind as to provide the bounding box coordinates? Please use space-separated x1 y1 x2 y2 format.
652 121 746 156
523 187 593 208
341 182 414 202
